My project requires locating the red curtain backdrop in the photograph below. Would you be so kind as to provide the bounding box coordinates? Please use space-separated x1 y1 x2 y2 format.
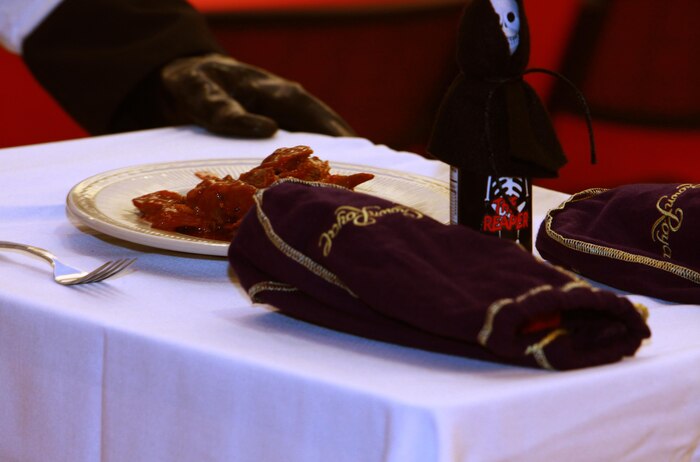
580 0 699 125
2 0 697 194
0 0 574 151
536 0 700 193
0 48 87 148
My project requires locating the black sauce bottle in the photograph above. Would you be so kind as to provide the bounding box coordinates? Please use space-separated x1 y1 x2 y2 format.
450 167 532 251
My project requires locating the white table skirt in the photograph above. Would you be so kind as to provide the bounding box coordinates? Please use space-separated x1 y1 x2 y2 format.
1 127 699 462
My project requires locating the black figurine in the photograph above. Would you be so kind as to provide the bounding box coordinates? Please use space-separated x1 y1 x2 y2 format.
428 0 594 250
429 0 572 177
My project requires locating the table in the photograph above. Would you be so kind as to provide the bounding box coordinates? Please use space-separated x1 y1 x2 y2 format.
1 127 700 462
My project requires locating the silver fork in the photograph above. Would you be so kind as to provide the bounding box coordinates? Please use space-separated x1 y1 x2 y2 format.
0 241 136 285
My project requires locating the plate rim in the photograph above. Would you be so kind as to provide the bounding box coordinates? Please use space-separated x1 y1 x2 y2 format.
66 158 449 256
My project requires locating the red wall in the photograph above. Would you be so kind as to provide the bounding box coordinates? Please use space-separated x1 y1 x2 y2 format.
2 0 698 193
0 48 87 148
0 0 574 150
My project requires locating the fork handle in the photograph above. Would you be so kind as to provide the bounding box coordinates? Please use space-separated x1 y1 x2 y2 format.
0 241 57 266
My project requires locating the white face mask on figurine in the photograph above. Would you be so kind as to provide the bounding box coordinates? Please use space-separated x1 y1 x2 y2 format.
490 0 520 55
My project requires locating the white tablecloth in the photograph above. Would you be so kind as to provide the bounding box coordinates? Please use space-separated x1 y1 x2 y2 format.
1 127 700 462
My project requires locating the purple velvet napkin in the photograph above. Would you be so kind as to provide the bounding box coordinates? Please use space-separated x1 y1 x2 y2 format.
536 183 700 304
229 180 650 370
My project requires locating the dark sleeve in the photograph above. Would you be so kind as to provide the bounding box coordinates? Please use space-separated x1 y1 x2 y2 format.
22 0 223 134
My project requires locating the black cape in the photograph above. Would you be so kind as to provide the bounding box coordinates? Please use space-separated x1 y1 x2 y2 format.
428 0 567 178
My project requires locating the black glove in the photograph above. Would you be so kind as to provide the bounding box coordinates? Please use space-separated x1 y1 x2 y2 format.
161 53 355 138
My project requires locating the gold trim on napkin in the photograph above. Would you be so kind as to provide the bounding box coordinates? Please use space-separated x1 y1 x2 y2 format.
478 284 552 347
525 328 569 371
253 181 358 298
543 188 700 286
249 281 298 302
477 280 589 348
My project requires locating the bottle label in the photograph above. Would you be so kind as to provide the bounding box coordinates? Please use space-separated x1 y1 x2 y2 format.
450 170 533 251
482 176 531 240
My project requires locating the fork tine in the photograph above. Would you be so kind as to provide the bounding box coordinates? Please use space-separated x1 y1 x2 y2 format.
75 260 123 284
59 260 115 285
1 241 137 285
67 258 133 284
83 258 136 283
95 258 137 282
54 260 111 286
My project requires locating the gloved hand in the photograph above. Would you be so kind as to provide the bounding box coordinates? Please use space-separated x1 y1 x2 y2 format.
160 53 355 138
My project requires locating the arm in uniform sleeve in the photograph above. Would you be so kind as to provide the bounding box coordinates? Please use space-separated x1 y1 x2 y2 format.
22 0 222 134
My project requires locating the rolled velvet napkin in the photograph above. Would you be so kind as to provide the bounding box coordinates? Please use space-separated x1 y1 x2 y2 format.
229 180 650 370
537 183 700 304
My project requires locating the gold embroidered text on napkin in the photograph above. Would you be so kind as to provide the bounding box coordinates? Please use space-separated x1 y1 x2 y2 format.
652 184 700 259
319 205 423 257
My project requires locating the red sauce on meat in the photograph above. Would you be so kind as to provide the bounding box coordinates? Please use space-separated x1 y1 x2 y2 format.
132 145 374 241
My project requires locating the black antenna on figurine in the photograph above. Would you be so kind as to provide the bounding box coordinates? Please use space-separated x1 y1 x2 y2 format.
523 68 596 165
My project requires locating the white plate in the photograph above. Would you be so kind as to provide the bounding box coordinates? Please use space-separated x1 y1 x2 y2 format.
66 159 449 256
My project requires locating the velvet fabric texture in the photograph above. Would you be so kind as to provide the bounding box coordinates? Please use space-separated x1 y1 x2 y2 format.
537 183 700 304
428 0 567 177
229 180 650 370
